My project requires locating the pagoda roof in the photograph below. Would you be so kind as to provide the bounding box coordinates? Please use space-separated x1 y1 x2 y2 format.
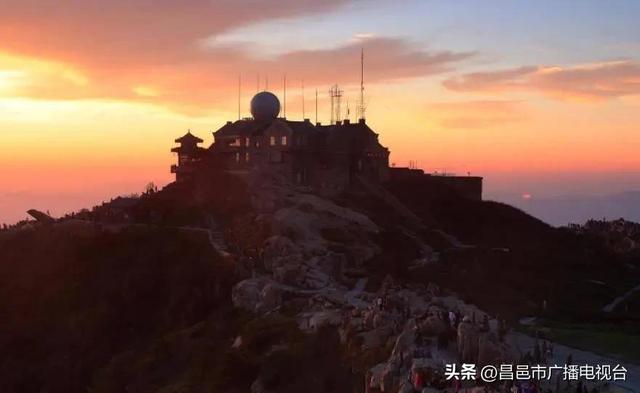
175 131 203 144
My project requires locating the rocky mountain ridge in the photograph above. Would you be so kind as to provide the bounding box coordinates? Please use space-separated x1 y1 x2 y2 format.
1 170 638 392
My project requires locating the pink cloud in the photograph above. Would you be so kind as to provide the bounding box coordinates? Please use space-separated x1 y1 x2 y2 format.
0 0 352 66
443 61 640 101
0 1 473 114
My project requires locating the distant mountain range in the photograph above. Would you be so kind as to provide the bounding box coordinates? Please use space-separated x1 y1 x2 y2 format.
503 191 640 226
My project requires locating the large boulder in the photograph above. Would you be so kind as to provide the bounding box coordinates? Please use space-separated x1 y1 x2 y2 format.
302 310 343 332
367 363 387 392
256 282 283 313
313 251 347 278
300 267 331 289
232 278 282 314
273 264 305 286
232 278 266 312
457 319 479 363
397 381 413 393
271 192 380 264
388 327 416 369
250 377 270 393
420 315 448 337
380 363 397 392
262 235 303 272
477 332 510 366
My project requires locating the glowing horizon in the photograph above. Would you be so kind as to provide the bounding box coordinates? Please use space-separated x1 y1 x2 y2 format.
1 0 639 225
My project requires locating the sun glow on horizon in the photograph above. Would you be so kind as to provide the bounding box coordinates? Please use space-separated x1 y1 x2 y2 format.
0 0 639 225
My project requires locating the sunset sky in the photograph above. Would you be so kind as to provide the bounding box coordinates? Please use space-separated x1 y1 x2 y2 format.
1 0 640 225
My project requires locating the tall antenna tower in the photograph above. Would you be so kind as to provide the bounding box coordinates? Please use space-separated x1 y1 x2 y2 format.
301 80 305 119
315 88 318 124
358 48 366 120
238 74 241 120
329 84 343 124
256 73 259 93
283 75 287 118
329 88 334 124
346 99 350 122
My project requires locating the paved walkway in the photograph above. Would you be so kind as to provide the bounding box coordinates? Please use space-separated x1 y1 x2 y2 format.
603 282 640 313
507 331 640 392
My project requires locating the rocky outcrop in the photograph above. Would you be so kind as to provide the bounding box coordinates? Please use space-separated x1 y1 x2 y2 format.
262 235 303 272
232 177 527 393
367 362 401 393
270 192 380 266
420 315 448 337
477 332 513 366
299 309 343 332
232 277 283 314
457 318 479 363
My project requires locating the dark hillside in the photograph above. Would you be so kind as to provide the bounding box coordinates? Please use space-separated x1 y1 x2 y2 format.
131 167 251 226
386 183 640 322
0 224 234 392
0 218 359 393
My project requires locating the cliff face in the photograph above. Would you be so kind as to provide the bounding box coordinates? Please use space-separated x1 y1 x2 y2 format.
0 172 638 392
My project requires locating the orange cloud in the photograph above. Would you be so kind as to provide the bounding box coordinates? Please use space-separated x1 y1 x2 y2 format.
0 35 472 115
0 1 352 65
443 61 640 101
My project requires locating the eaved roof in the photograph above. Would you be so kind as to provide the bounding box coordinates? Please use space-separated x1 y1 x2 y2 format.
284 119 318 135
322 119 387 153
212 119 270 138
175 130 203 144
213 118 318 138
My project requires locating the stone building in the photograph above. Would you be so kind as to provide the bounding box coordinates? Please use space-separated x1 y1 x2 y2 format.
170 91 482 200
170 131 206 183
172 91 389 194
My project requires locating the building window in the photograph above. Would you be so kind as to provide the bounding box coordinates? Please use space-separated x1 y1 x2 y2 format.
270 136 276 146
255 140 260 148
281 136 287 146
230 138 241 147
245 152 250 162
245 137 250 146
235 152 240 163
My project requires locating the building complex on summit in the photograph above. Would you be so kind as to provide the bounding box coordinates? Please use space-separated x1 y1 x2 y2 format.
171 91 482 200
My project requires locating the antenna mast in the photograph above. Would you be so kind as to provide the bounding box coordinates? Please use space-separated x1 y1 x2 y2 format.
346 99 350 121
359 48 366 120
257 74 259 93
302 80 305 119
283 75 287 118
329 84 343 124
329 87 334 124
238 74 241 120
315 88 318 124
